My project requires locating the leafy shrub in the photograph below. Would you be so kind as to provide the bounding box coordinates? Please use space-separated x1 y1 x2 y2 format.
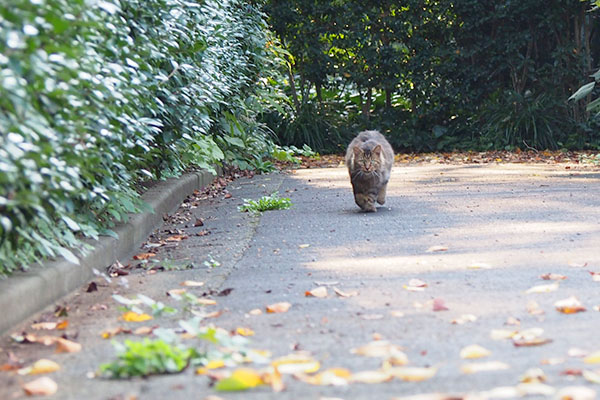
0 0 279 276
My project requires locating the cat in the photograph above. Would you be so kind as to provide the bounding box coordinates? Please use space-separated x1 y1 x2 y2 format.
345 130 394 212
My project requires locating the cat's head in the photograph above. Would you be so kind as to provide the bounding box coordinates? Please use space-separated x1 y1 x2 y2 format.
353 144 382 172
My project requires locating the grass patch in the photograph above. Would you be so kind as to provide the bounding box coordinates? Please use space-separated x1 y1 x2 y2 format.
238 192 292 214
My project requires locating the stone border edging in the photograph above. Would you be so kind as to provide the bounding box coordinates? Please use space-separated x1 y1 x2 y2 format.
0 170 217 335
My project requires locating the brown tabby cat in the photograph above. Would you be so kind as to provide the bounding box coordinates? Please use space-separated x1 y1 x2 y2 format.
345 130 394 212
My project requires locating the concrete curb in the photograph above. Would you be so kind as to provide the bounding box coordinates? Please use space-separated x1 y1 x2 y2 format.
0 170 218 336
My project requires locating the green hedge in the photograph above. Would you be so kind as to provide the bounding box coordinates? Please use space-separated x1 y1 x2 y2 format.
0 0 279 276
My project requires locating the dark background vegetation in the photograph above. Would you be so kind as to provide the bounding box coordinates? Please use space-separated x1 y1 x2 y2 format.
262 0 600 153
1 0 600 274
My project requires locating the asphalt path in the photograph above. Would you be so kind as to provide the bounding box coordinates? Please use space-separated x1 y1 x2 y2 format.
2 163 600 400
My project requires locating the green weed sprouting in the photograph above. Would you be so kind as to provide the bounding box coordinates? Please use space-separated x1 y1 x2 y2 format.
238 192 292 214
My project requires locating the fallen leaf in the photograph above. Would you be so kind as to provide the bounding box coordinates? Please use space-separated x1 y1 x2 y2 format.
236 327 255 337
451 314 477 324
461 361 510 374
555 386 596 400
584 351 600 364
526 282 559 294
460 344 491 359
467 262 492 270
333 287 358 297
248 308 263 316
196 360 226 374
561 368 583 376
520 367 546 383
426 245 448 253
166 288 187 296
55 320 68 330
31 322 58 331
505 317 520 326
263 366 285 392
569 348 589 358
217 288 234 296
555 296 586 314
408 278 427 287
583 370 600 384
314 281 339 286
55 338 82 353
433 298 449 311
350 370 392 384
272 354 320 374
540 357 565 365
590 272 600 282
512 329 552 347
101 327 132 339
388 366 438 382
360 314 384 320
121 311 153 322
527 301 545 315
194 218 204 227
568 261 588 268
516 383 555 396
133 252 156 260
305 287 328 298
294 368 351 386
389 310 405 318
197 298 217 306
214 368 264 391
22 377 58 396
86 282 98 292
165 234 188 242
133 326 155 335
266 302 291 313
352 341 406 359
298 244 310 248
540 273 567 280
181 280 204 287
23 359 60 375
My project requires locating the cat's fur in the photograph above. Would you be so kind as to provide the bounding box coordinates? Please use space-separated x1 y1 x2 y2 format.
345 130 394 212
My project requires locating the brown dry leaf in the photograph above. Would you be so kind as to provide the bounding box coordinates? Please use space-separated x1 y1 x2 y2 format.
512 329 552 347
451 314 477 325
459 344 491 359
133 252 156 260
180 280 204 287
461 361 510 374
540 273 567 280
101 327 132 339
55 338 82 353
350 370 392 384
165 234 188 242
24 359 60 375
525 282 559 294
55 320 68 330
433 298 449 311
333 287 358 297
555 386 596 400
133 326 155 335
266 302 292 314
22 376 58 396
387 366 438 382
305 287 328 298
426 245 448 253
560 368 583 376
197 298 217 306
121 311 153 322
166 288 187 296
555 296 586 314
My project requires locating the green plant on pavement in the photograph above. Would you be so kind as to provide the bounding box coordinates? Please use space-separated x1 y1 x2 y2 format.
238 192 292 214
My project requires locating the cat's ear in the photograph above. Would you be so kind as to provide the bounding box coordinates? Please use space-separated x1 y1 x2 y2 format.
372 144 382 155
353 146 363 156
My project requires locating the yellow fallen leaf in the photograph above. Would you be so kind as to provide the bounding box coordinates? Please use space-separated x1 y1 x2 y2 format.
305 286 328 298
460 344 491 359
266 302 291 313
272 353 320 374
525 282 559 294
20 359 60 375
181 280 204 287
350 370 392 384
555 386 596 400
461 361 509 374
388 366 437 382
55 338 82 353
236 327 255 337
555 296 586 314
263 365 285 392
294 368 351 386
490 329 518 340
22 377 58 396
583 370 600 384
121 311 153 322
520 368 546 383
214 368 264 391
584 351 600 364
101 327 132 339
55 320 68 330
196 359 226 374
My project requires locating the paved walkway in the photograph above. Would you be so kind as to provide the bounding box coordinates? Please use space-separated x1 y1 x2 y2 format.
2 164 600 399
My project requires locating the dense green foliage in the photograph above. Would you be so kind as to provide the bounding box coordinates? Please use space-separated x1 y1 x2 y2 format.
0 0 280 275
262 0 600 152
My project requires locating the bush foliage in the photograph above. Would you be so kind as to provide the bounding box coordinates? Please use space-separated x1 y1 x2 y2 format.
262 0 600 152
0 0 280 275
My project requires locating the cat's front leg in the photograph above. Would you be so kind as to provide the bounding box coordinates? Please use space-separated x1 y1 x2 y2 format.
377 183 387 205
355 192 377 212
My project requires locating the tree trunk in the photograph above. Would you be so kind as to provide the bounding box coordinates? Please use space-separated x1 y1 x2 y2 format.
385 87 392 109
362 86 372 118
287 62 300 112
